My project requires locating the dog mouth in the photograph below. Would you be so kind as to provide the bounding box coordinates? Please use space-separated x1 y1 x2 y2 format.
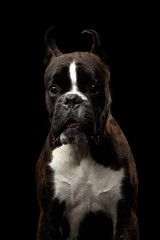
66 118 81 129
59 118 88 145
54 118 82 139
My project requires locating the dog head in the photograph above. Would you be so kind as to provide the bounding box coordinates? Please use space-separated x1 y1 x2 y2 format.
44 29 111 145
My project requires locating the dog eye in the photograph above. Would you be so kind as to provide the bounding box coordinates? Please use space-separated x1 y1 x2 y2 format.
49 85 59 96
90 83 100 94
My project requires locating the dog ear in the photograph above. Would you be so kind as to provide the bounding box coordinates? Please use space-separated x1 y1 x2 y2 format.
100 92 112 134
81 29 107 64
44 26 62 66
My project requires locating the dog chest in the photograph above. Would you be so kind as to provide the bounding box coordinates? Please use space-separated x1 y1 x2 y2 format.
49 144 124 237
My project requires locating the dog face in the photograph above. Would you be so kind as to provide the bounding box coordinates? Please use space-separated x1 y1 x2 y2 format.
44 30 111 145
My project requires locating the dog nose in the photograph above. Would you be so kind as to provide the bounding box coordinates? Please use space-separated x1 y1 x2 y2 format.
63 94 83 108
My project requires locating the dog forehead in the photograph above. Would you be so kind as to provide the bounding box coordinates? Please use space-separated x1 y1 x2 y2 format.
44 52 106 82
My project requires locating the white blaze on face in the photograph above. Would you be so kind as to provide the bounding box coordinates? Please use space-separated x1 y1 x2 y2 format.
69 61 78 92
67 61 88 101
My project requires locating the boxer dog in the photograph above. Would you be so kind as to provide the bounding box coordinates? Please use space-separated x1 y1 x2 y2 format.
36 28 139 240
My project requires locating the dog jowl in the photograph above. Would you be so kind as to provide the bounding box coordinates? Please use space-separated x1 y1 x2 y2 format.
36 28 139 240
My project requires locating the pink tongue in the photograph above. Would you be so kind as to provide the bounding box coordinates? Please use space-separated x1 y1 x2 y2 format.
67 122 80 128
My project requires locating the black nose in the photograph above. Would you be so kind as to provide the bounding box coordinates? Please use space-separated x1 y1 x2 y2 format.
63 94 83 108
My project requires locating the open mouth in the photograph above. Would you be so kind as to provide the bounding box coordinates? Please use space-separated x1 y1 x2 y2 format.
66 118 81 129
58 118 88 145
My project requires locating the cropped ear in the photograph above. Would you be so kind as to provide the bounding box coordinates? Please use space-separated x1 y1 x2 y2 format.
44 26 62 66
81 29 108 65
100 92 112 134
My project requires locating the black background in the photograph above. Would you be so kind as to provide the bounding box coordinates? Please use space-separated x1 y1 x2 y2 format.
3 2 157 240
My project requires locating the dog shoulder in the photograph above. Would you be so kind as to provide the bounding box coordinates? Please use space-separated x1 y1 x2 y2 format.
105 113 138 208
36 131 54 209
105 113 134 162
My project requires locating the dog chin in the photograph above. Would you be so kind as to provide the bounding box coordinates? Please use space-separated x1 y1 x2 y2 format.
60 128 88 145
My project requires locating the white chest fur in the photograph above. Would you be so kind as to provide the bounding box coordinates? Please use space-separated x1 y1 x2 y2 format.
49 144 125 238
